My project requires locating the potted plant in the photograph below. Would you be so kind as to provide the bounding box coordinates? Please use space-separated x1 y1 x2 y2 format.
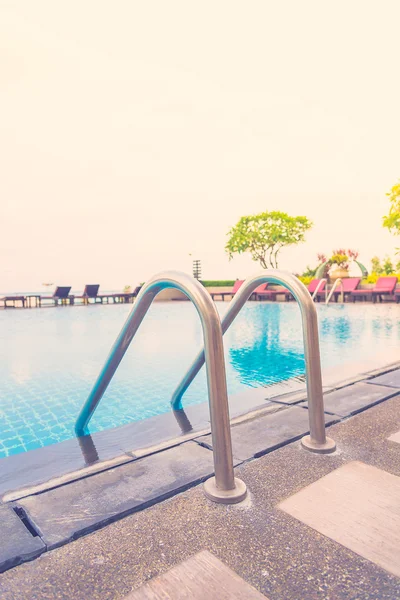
328 249 349 281
328 248 360 281
315 249 367 281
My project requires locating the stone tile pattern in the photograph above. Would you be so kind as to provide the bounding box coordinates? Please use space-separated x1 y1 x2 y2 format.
2 397 400 600
126 551 268 599
18 442 215 549
301 382 398 417
388 431 400 444
366 369 400 389
279 461 400 578
197 406 337 461
0 505 45 573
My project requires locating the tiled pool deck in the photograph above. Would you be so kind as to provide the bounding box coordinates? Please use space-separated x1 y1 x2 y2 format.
0 365 400 598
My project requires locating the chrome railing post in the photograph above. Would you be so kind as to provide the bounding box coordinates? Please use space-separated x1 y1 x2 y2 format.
311 278 327 301
325 278 344 304
171 270 336 454
75 271 247 504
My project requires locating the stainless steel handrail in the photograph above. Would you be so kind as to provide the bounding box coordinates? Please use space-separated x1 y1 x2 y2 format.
171 270 336 454
325 278 344 304
311 278 327 301
74 271 247 504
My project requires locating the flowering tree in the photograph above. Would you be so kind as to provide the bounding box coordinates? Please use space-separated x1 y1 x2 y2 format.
226 211 312 269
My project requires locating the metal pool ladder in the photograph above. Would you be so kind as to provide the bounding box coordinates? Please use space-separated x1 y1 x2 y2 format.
311 278 327 301
171 270 336 455
325 278 344 304
75 271 247 505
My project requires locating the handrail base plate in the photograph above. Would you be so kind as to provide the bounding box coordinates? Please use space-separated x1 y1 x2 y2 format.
301 435 336 454
204 477 247 504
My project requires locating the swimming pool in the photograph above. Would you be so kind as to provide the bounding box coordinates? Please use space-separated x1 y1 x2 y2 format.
0 301 399 458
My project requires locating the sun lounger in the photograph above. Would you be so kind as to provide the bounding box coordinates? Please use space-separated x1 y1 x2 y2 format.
308 279 325 294
210 280 244 301
75 285 100 304
256 283 292 301
98 286 142 304
0 295 26 308
341 277 361 300
371 276 397 302
82 284 100 298
40 286 73 306
350 276 397 303
307 278 326 301
317 277 361 302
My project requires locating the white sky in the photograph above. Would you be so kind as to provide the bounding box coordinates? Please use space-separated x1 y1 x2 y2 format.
1 1 399 291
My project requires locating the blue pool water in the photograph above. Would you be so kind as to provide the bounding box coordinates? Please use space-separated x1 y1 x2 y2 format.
0 301 399 458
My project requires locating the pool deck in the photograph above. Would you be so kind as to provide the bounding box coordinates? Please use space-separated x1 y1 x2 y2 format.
0 367 400 597
0 386 400 599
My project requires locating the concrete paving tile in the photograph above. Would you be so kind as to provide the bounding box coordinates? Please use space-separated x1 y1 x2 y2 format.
300 382 398 417
2 397 400 600
0 405 210 501
126 550 268 599
388 431 400 444
95 404 210 456
279 461 400 578
0 504 45 573
18 442 215 550
366 369 400 389
0 435 132 499
197 406 337 461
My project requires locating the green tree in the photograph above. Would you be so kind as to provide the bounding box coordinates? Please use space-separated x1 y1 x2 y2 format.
383 181 400 235
225 211 312 269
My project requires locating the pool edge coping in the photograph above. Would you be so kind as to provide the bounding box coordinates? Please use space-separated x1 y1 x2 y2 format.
2 358 400 504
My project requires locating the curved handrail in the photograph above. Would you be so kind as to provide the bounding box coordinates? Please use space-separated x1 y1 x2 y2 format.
316 260 368 279
354 260 368 278
75 271 247 504
311 278 327 301
171 270 335 454
325 278 343 304
315 261 329 280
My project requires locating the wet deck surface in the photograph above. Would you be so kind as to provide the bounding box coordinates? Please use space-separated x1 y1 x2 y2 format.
1 394 399 599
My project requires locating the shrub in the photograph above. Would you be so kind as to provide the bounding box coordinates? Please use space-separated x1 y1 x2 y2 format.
301 265 317 278
298 275 313 285
363 272 400 284
200 280 236 287
364 272 379 284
